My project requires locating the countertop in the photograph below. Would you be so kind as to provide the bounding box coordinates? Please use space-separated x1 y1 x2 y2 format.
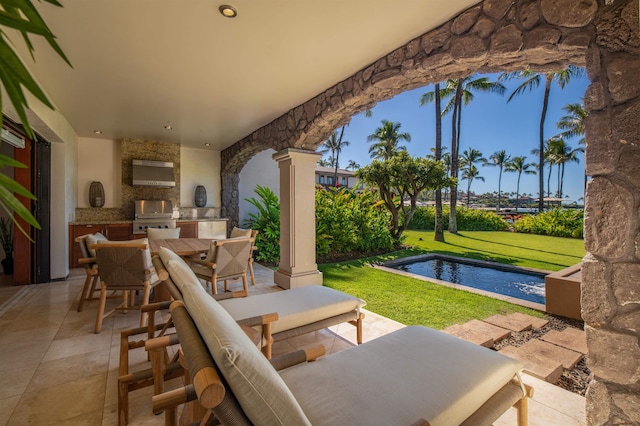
70 218 228 225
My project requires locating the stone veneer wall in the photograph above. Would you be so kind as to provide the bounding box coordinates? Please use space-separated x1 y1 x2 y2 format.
582 1 640 424
219 0 640 422
120 139 180 219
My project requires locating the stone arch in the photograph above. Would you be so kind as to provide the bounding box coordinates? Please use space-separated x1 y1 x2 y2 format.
221 0 595 227
221 2 640 420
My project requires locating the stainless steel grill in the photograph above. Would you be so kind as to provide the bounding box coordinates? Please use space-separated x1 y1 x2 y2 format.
132 200 176 235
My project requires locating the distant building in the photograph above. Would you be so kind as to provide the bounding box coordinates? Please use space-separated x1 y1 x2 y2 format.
315 166 359 189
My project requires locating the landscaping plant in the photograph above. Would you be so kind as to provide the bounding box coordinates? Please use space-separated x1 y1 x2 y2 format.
514 208 584 238
408 206 508 231
243 185 280 264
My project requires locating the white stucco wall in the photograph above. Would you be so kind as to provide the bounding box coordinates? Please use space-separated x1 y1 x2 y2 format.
77 137 120 208
179 147 221 209
238 149 279 226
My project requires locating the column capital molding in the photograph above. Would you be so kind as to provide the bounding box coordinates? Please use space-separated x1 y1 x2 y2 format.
272 148 322 162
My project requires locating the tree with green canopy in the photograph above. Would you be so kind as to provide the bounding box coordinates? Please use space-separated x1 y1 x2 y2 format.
356 151 453 240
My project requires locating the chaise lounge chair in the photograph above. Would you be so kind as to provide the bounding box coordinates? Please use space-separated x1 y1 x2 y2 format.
153 246 365 358
152 268 533 426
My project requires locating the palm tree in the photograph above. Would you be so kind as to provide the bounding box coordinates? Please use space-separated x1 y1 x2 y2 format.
547 137 584 199
346 160 360 171
505 156 536 211
439 76 505 233
500 65 585 212
460 148 486 170
366 120 411 160
556 101 586 145
317 158 330 167
459 149 486 207
483 150 510 211
461 165 484 207
320 129 350 186
555 101 587 192
420 83 446 241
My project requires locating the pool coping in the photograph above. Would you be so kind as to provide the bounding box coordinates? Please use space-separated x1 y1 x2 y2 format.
373 254 549 312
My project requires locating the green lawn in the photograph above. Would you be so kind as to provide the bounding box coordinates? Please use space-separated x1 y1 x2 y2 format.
320 231 585 329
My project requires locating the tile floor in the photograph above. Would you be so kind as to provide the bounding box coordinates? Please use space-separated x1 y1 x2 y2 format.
0 264 585 425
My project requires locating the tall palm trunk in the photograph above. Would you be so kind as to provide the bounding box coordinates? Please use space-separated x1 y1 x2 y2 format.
334 126 345 186
497 166 503 211
516 172 522 212
538 76 552 212
434 83 444 242
449 81 463 234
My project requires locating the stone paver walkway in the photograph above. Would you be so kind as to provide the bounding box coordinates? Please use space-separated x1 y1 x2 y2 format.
443 313 586 386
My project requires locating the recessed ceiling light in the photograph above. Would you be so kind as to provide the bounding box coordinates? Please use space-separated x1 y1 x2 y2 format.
164 124 173 130
219 5 237 18
93 130 102 134
204 143 211 147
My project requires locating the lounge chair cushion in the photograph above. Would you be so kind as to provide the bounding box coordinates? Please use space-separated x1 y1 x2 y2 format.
218 286 365 334
86 232 108 257
230 226 252 238
146 227 181 239
279 326 523 426
180 278 311 426
159 246 203 291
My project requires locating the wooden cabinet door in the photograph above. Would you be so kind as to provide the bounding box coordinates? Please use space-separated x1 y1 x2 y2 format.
177 221 197 238
105 224 132 241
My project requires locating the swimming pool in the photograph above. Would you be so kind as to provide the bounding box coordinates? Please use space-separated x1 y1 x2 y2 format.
384 255 547 304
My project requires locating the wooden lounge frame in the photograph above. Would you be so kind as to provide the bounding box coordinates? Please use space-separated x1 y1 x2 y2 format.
151 301 534 426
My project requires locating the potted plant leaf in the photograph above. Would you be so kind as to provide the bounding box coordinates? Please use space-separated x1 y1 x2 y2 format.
0 217 13 274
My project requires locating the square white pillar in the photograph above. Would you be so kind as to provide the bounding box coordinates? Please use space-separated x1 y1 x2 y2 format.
272 148 323 289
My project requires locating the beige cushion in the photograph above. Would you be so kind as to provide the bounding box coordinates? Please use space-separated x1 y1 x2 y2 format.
146 227 181 240
230 227 252 238
218 286 365 334
280 326 523 426
86 232 108 257
180 281 310 426
158 246 203 292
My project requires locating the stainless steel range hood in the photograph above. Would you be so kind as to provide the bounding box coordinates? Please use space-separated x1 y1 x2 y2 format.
132 160 176 187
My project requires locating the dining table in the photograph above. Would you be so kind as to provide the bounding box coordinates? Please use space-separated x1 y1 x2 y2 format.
148 238 213 257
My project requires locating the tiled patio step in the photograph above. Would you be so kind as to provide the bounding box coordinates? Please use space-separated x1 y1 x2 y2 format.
499 341 564 383
443 324 494 348
541 328 588 355
462 319 511 343
484 312 545 332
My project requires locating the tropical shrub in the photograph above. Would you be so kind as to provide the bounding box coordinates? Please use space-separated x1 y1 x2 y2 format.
514 208 584 238
243 185 394 264
315 186 394 256
243 185 280 264
408 206 508 231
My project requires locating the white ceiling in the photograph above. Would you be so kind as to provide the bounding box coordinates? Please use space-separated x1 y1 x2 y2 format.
15 0 480 150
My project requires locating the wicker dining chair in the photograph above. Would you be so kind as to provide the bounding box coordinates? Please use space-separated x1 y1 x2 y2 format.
92 241 160 333
189 237 254 297
74 234 101 312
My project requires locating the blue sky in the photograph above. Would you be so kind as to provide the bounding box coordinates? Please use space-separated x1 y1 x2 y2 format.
327 72 589 203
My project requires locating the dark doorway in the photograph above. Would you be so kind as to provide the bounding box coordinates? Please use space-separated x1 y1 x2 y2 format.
3 116 51 285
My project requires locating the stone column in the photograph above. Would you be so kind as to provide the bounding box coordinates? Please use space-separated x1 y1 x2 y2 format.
582 1 640 424
272 148 323 289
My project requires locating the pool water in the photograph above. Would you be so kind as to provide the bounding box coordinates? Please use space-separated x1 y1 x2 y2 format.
392 258 546 304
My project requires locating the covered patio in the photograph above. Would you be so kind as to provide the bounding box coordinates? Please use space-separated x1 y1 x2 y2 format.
0 263 586 425
0 0 638 423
